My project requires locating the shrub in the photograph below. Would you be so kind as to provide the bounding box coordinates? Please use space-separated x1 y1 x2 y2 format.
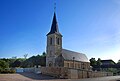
9 69 16 73
0 68 16 74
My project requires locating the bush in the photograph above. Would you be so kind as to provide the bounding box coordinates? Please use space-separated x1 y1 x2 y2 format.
0 69 16 74
0 60 9 69
0 68 2 73
10 69 16 73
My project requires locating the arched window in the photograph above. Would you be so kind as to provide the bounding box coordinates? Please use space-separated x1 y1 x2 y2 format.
48 61 53 67
50 37 52 45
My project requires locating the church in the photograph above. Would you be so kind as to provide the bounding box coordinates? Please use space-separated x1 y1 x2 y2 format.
46 12 90 70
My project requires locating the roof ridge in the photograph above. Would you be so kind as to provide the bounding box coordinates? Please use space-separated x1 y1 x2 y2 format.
62 49 84 54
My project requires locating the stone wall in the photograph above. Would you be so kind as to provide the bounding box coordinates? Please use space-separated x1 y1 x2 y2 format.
41 67 113 79
68 69 113 79
41 67 68 78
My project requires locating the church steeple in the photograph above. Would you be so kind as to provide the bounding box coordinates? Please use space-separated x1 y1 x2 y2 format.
46 12 62 67
47 12 61 36
46 1 62 67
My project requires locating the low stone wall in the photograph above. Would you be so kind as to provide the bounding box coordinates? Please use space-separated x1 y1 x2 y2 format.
41 67 68 78
41 67 113 79
68 69 113 79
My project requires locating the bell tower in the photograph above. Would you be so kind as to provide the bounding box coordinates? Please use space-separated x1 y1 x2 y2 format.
46 12 62 67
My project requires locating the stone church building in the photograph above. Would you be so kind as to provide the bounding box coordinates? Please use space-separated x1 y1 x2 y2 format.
46 12 90 70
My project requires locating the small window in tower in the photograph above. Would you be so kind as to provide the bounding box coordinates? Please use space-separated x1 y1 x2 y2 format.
50 37 52 45
56 37 57 44
50 51 52 56
57 38 59 45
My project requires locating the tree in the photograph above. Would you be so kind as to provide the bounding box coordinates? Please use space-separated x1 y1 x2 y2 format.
12 56 17 59
10 58 25 68
0 60 9 70
96 58 102 71
97 58 102 66
89 58 97 66
11 59 22 67
9 58 16 68
42 52 46 56
21 54 46 68
24 54 28 59
117 59 120 64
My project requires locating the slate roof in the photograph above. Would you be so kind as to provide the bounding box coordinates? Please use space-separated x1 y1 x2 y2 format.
62 49 89 62
101 60 116 65
47 12 62 36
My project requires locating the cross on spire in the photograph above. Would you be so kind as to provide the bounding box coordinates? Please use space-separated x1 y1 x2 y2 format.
47 0 62 36
54 0 56 13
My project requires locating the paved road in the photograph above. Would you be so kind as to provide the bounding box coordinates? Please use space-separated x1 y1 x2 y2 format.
0 72 120 81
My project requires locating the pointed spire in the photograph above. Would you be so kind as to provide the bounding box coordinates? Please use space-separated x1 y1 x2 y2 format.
47 12 61 36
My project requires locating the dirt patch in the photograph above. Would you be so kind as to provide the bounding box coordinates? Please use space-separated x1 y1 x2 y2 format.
0 72 57 81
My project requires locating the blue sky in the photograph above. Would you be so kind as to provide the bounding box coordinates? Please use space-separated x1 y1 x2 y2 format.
0 0 120 62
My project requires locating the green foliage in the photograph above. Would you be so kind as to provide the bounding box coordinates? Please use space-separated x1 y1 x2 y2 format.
8 58 16 67
21 54 46 68
89 58 97 66
42 52 46 56
8 58 25 68
11 59 22 67
97 58 102 66
0 68 16 73
0 52 46 68
117 60 120 64
0 60 9 70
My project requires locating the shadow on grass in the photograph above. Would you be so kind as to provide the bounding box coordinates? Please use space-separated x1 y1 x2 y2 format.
18 72 57 80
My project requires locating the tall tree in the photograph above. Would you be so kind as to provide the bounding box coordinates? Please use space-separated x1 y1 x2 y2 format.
24 54 28 59
97 58 102 66
89 58 97 66
42 52 46 56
